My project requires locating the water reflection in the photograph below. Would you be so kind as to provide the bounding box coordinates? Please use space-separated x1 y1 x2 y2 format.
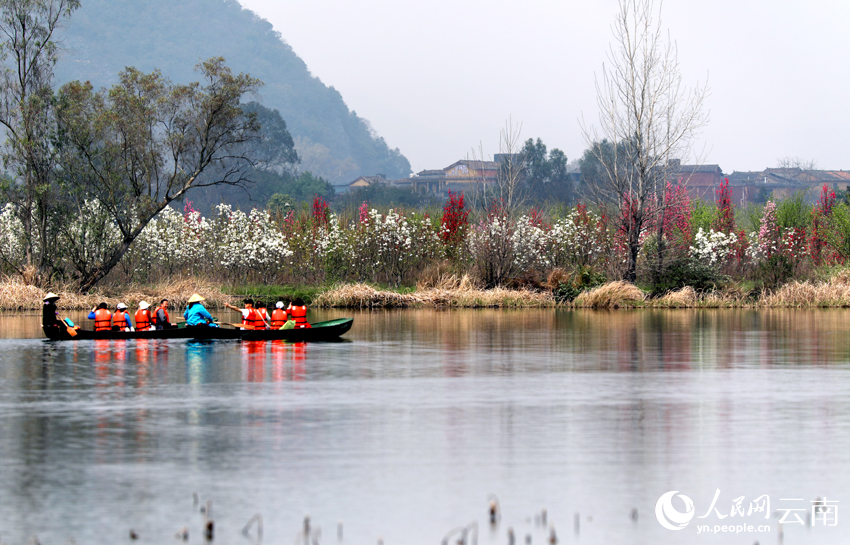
0 309 849 545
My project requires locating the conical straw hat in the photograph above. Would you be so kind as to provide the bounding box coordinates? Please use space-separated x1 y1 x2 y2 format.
43 292 59 301
187 293 205 304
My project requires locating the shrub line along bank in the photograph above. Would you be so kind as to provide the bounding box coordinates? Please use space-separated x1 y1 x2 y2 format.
8 181 850 309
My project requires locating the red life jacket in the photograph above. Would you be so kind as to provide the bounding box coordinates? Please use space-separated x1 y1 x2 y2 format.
94 308 112 331
242 308 264 330
113 311 130 330
289 305 311 328
270 308 288 328
135 309 151 330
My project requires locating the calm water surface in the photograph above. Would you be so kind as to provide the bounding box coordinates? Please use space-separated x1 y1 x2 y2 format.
0 308 849 545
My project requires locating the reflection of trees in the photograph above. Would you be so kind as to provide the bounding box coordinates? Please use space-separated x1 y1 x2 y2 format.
360 309 850 374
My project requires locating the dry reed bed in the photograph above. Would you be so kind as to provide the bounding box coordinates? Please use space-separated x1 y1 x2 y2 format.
573 281 646 309
11 275 850 312
0 278 235 311
761 279 850 307
315 282 556 308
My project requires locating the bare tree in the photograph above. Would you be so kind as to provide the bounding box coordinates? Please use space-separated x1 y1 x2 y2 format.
581 0 708 282
776 156 818 171
471 119 527 218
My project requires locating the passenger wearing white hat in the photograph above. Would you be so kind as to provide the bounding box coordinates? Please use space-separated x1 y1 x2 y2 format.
270 300 289 328
135 301 154 331
113 303 134 332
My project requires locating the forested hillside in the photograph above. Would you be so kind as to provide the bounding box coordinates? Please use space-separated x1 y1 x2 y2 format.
54 0 411 185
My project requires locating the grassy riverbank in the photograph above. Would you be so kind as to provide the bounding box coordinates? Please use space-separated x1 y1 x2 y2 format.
10 270 850 311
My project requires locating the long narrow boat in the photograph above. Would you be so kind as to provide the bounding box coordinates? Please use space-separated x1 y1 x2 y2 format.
42 318 354 342
43 324 242 341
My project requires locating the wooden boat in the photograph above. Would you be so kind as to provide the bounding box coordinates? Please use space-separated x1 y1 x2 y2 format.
42 318 353 342
43 324 242 341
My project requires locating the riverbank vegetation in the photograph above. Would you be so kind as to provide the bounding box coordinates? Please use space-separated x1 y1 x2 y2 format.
4 182 850 310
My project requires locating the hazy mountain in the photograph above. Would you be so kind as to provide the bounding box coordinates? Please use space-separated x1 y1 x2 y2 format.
54 0 411 184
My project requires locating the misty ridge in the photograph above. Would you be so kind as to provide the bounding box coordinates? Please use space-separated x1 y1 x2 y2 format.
54 0 411 202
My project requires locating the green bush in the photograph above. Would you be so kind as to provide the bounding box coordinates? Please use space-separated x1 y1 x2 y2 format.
553 266 606 302
757 254 794 291
651 256 728 295
691 199 715 233
775 191 811 230
823 202 850 259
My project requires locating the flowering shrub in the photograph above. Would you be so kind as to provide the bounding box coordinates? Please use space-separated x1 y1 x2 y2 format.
0 203 26 270
311 195 330 226
747 199 812 285
748 201 780 261
352 208 440 286
63 200 123 278
3 188 848 290
440 190 469 251
712 178 735 233
662 182 692 249
689 228 740 265
811 184 836 265
547 205 607 269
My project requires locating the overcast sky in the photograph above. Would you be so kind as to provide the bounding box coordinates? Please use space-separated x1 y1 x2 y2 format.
237 0 850 175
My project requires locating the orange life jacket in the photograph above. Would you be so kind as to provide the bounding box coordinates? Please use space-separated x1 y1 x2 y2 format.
94 308 112 332
135 309 151 330
289 305 310 328
113 311 130 330
270 308 288 328
153 308 170 327
242 308 264 330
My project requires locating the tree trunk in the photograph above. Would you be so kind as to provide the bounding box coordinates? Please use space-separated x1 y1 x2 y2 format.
626 224 640 283
78 239 133 293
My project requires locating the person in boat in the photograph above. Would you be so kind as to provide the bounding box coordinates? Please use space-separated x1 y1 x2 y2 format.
256 301 271 329
42 292 63 330
88 302 113 332
269 300 289 329
289 297 311 329
223 298 265 330
135 301 154 331
112 303 134 332
154 299 177 330
183 293 219 327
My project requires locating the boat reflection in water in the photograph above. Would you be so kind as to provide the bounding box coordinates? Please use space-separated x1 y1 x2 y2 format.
243 340 307 383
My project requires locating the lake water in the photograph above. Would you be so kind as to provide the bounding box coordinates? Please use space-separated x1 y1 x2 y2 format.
0 308 849 545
